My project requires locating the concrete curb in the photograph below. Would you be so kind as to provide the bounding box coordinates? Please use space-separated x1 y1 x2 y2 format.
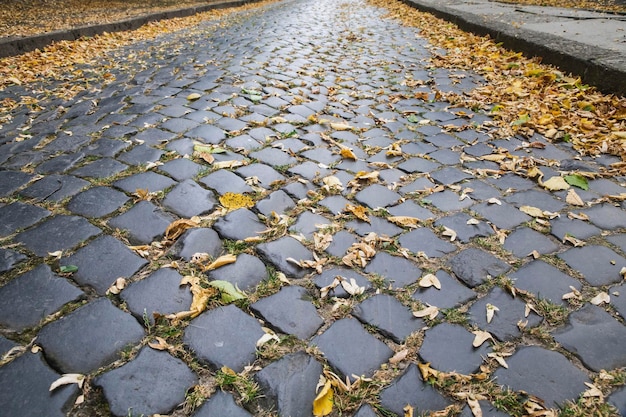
0 0 259 59
400 0 626 95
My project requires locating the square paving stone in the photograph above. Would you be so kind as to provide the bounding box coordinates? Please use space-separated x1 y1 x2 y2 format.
95 347 197 417
35 152 84 174
420 322 490 374
379 363 452 417
468 287 542 341
255 352 322 417
288 161 331 181
256 189 295 217
60 235 147 295
19 174 89 202
449 248 511 288
207 253 268 292
607 385 626 417
553 304 626 372
398 227 456 258
583 204 626 230
510 260 581 306
15 215 101 257
0 352 78 417
162 179 217 218
159 158 205 181
549 217 601 241
192 390 253 417
558 245 626 286
108 201 175 245
71 157 128 179
471 202 531 230
397 157 441 174
185 124 226 144
161 117 199 133
257 236 315 279
200 169 254 195
121 267 192 325
117 144 164 166
251 286 323 339
485 173 536 192
426 190 474 211
0 264 84 331
412 270 477 309
345 216 403 238
325 230 359 258
0 170 35 197
184 304 264 372
113 171 176 194
250 147 298 167
355 184 401 209
503 227 559 257
505 190 565 212
82 138 130 157
387 200 435 221
169 227 223 260
313 267 372 298
353 294 424 343
0 248 26 273
493 346 590 408
430 166 472 184
0 202 50 237
236 163 286 188
364 251 422 288
610 282 626 319
213 208 266 241
290 211 332 239
311 318 393 378
67 186 130 218
435 213 493 243
319 195 352 215
37 298 145 373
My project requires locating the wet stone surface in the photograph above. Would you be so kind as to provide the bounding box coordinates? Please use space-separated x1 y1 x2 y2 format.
1 0 625 414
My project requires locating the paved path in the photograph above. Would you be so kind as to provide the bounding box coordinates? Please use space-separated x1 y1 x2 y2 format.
1 0 626 416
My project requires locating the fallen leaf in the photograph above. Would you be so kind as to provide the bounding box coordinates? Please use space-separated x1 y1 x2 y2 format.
219 192 254 209
566 189 585 206
466 218 480 225
590 291 610 305
212 160 246 169
419 273 441 290
106 277 126 295
340 147 358 160
403 404 414 417
208 280 247 303
187 93 202 101
133 188 153 202
340 277 365 296
345 204 370 223
541 176 570 191
386 142 403 156
59 265 78 274
487 197 502 205
313 379 333 417
520 205 544 218
564 174 589 190
204 254 237 271
487 352 509 368
563 234 586 247
165 218 200 240
562 286 582 301
256 327 280 347
322 175 344 193
441 226 457 242
582 382 603 398
49 374 85 391
568 211 589 221
330 122 353 131
148 336 169 351
467 398 482 417
389 349 409 365
413 305 439 319
388 215 421 228
486 303 499 323
472 330 494 347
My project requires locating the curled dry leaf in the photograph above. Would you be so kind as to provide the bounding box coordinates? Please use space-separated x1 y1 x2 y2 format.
345 203 370 223
256 327 280 348
106 277 126 295
487 352 509 369
204 254 237 272
441 226 457 242
208 280 247 303
389 348 409 365
566 189 585 206
276 272 291 285
386 142 403 156
341 277 365 296
148 336 169 351
49 373 85 391
472 330 494 347
562 285 582 301
541 176 570 191
487 197 502 205
212 160 246 169
590 291 610 305
486 303 499 323
582 382 603 398
322 175 344 193
563 234 586 247
342 241 376 268
312 379 333 417
466 218 480 225
519 205 544 218
419 273 441 290
165 218 200 241
388 215 421 229
568 211 589 221
413 305 439 319
313 232 333 251
340 147 358 160
403 404 414 417
467 398 482 417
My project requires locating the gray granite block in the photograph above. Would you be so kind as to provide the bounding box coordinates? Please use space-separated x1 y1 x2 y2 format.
213 208 266 241
0 248 27 273
256 189 295 217
19 174 89 202
71 157 127 179
67 186 129 218
0 201 50 237
0 170 35 197
398 227 456 258
509 260 581 306
353 294 424 343
200 169 253 195
108 201 175 245
412 270 476 309
113 171 176 194
364 252 422 288
355 184 401 209
162 179 218 217
257 236 314 279
37 298 145 373
169 227 223 260
558 245 626 286
192 390 253 417
503 227 559 257
449 248 511 288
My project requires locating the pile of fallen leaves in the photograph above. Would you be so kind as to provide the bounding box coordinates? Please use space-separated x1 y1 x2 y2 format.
369 0 626 171
496 0 626 14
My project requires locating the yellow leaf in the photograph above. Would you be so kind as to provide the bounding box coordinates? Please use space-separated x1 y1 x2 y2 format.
404 404 414 417
541 176 570 191
340 147 358 160
219 192 255 210
388 216 421 228
165 218 200 240
313 380 333 416
345 204 370 223
386 142 403 156
204 254 237 271
520 205 544 218
353 171 380 182
187 93 202 101
330 122 353 131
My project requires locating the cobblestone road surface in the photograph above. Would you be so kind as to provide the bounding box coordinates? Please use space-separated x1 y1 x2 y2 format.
1 0 626 416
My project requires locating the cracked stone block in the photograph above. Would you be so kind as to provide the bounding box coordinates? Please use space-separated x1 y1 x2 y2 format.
469 287 542 341
608 385 626 417
251 286 323 340
0 202 50 237
67 186 130 218
558 245 626 286
345 216 403 238
355 184 401 209
311 318 392 378
15 215 101 257
236 163 285 188
192 390 253 417
213 208 266 241
0 352 78 417
113 171 176 194
162 179 217 218
553 304 626 372
420 323 490 374
184 304 263 372
503 227 559 257
398 227 456 258
257 236 314 279
169 227 223 260
19 174 89 202
0 170 35 197
255 352 322 417
364 252 422 288
412 270 476 309
159 158 204 181
493 346 589 408
108 201 174 245
353 294 424 343
256 189 295 217
96 347 197 417
37 298 145 373
71 157 128 179
313 267 371 298
435 213 493 243
0 264 84 331
509 260 581 306
122 268 192 325
60 235 147 295
449 248 511 288
379 364 452 417
0 248 27 273
583 204 626 230
200 169 253 195
208 253 267 292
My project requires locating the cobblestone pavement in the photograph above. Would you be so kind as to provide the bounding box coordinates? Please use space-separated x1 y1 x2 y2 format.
1 0 626 416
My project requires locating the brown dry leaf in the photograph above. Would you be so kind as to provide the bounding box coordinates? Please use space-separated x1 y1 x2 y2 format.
340 147 358 160
313 232 333 251
568 211 589 221
169 275 218 320
541 176 570 191
256 327 280 348
133 188 153 202
148 336 169 351
467 398 482 417
562 286 583 301
196 152 215 164
528 249 541 259
520 205 544 218
486 303 499 323
563 234 586 247
472 330 495 347
419 273 441 290
582 382 604 398
481 153 508 162
590 291 610 305
345 204 370 223
386 142 403 156
219 192 255 210
342 241 376 268
212 160 246 169
413 305 439 319
106 277 126 295
165 218 200 241
417 362 441 380
441 226 457 242
353 170 380 183
389 348 409 365
312 379 333 417
403 404 414 417
388 215 421 229
204 254 237 272
566 189 585 206
487 352 509 368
